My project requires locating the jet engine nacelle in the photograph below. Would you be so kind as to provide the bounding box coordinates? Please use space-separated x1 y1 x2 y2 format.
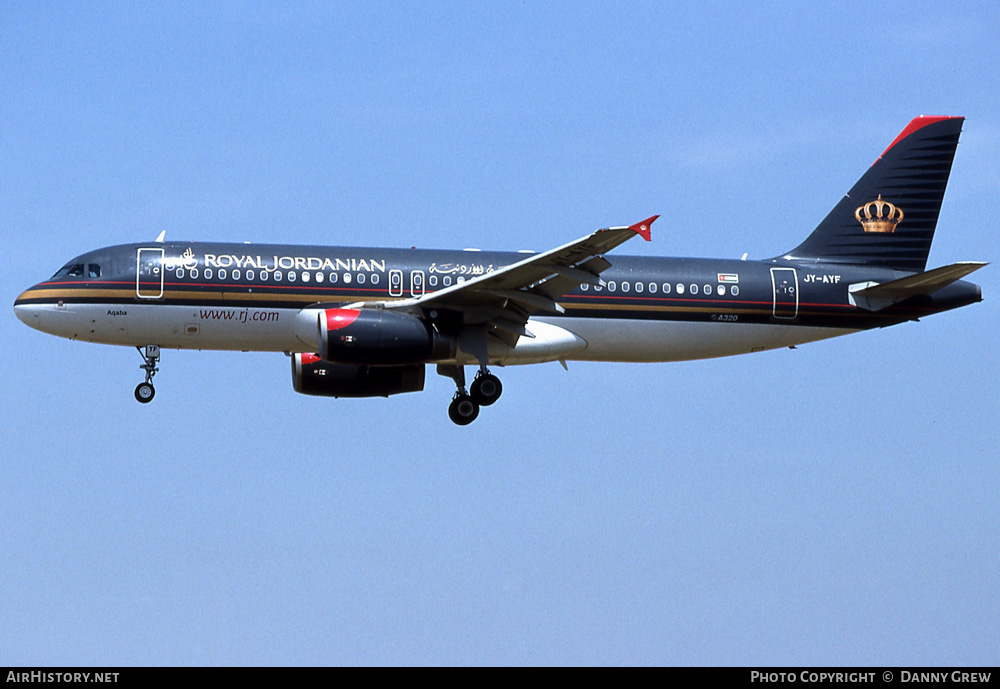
318 308 453 365
292 353 425 398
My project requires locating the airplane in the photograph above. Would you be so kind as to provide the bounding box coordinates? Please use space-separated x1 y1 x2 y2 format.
14 115 986 425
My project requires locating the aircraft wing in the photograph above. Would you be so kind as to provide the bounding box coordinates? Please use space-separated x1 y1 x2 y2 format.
353 216 657 344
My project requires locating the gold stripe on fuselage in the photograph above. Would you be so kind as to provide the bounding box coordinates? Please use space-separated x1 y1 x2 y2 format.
18 286 860 319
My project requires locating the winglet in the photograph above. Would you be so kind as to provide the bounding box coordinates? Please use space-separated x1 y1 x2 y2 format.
629 215 659 242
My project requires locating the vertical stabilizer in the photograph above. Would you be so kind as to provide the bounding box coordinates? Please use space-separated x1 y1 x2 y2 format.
782 116 963 273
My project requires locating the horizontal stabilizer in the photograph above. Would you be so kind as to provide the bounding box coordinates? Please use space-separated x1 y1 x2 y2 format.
849 262 987 311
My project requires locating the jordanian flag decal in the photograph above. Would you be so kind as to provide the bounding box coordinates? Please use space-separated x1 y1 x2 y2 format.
717 273 739 284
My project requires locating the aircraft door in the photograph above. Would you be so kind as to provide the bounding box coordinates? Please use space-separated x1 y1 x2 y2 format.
770 267 798 319
136 248 165 299
411 270 425 297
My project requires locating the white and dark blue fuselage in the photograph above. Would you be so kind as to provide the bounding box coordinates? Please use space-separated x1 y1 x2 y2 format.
14 240 979 361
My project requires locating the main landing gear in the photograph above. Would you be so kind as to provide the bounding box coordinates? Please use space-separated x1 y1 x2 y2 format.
439 364 503 426
134 345 160 404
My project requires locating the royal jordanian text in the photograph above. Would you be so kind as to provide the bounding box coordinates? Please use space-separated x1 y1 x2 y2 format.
200 254 386 272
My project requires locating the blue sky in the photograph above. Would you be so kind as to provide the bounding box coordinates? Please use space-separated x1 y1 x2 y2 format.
2 2 997 665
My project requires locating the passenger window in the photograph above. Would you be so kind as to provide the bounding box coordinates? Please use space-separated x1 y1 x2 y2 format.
677 284 685 294
703 285 711 295
635 282 643 293
580 283 589 291
274 271 282 281
649 283 657 294
330 273 338 283
731 286 740 296
205 269 213 279
302 272 310 282
717 285 726 296
190 268 199 279
315 272 323 283
371 274 380 285
246 270 254 281
343 273 351 284
233 269 241 280
429 275 438 286
690 283 698 295
357 273 366 284
288 271 296 282
176 269 185 279
260 271 268 281
663 283 671 294
621 281 630 293
443 276 452 286
218 269 227 280
607 281 616 292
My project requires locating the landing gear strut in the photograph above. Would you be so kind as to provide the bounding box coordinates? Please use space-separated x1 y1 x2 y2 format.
134 345 160 404
438 364 503 425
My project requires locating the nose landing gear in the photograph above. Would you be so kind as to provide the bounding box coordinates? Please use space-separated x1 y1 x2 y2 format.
134 345 160 404
438 364 504 425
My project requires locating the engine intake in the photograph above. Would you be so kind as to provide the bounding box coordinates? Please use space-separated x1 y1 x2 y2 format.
292 353 425 398
318 308 453 364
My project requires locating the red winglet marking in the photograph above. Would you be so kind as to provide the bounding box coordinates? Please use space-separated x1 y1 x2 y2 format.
629 215 659 241
874 115 963 165
325 308 361 331
300 353 321 365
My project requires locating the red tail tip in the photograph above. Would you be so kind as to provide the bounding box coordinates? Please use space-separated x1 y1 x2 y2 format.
875 115 964 164
630 215 659 241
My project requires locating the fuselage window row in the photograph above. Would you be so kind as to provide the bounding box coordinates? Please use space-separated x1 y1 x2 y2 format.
155 265 743 298
577 281 741 297
163 266 388 288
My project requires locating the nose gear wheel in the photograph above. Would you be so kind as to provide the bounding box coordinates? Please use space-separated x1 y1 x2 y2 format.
134 345 160 404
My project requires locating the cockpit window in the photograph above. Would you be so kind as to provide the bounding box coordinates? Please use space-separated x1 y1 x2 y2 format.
53 264 86 278
88 264 101 278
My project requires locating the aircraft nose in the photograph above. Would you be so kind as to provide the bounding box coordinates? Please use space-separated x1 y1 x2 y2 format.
13 285 66 334
13 288 32 325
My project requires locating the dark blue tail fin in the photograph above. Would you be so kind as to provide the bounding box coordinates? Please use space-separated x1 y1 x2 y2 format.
782 116 963 273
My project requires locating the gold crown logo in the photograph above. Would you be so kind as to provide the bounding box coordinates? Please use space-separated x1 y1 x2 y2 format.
855 194 903 233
